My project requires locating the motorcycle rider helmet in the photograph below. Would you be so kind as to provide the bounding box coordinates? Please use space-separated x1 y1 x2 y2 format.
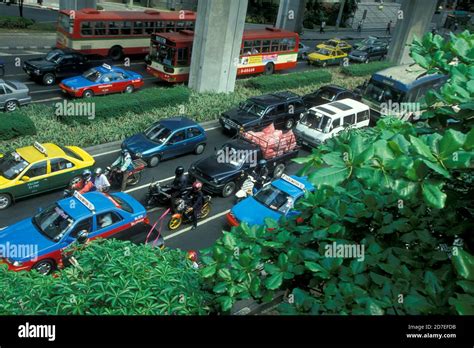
175 166 185 176
121 149 130 156
259 159 267 167
82 169 92 180
192 181 203 191
187 250 198 262
94 167 103 176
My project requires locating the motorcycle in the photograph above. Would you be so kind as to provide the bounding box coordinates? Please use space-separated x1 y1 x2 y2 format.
168 195 212 230
63 176 85 198
235 171 270 202
106 156 147 189
144 180 192 209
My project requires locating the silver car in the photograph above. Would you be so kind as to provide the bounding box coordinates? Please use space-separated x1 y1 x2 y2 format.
0 79 32 112
298 42 311 60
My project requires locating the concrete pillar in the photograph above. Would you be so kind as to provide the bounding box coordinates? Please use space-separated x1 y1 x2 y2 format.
188 0 248 93
387 0 438 65
275 0 306 33
59 0 96 10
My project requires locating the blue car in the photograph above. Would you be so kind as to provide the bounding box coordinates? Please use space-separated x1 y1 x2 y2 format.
122 116 207 167
0 191 148 275
59 64 144 98
226 174 314 227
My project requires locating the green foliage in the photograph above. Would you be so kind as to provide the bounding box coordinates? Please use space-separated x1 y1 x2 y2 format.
410 30 474 131
0 112 36 140
0 239 211 315
0 16 34 29
246 70 332 92
341 61 395 77
449 249 474 315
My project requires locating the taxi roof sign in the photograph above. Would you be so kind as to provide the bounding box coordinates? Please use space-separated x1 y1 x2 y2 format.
281 174 306 191
33 142 47 156
102 63 112 70
73 191 95 211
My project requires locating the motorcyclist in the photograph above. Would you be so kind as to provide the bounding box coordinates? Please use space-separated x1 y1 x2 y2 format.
187 250 199 269
253 159 269 190
78 170 95 194
111 149 134 191
171 166 188 195
187 181 204 230
94 167 110 193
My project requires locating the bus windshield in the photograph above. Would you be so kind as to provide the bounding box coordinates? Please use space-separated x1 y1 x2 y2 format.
153 42 175 66
363 79 405 104
301 110 332 132
58 13 71 33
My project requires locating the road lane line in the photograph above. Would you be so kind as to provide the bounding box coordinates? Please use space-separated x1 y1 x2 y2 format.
31 97 62 103
30 88 61 94
163 209 230 240
124 175 177 193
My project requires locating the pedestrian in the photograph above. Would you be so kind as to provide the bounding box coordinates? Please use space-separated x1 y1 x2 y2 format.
357 20 363 33
453 21 458 32
386 20 392 35
320 21 326 34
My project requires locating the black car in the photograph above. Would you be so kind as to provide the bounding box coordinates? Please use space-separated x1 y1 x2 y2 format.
23 49 105 86
302 85 360 108
348 42 388 64
219 91 306 133
352 36 389 50
0 59 4 77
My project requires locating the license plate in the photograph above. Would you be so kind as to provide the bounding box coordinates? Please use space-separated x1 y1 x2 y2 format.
224 124 231 130
302 141 309 146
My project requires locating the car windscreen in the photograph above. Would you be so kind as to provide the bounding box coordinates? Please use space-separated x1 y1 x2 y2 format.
364 79 405 104
82 68 101 82
45 50 63 63
254 185 293 214
300 110 332 132
32 203 74 241
4 81 16 90
59 146 83 161
314 88 335 101
239 101 266 117
110 194 133 213
317 48 330 55
144 124 172 143
0 153 29 180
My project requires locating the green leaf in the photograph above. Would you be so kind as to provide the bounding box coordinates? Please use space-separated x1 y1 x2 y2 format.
422 181 447 209
264 272 283 290
213 282 228 294
322 152 346 167
218 268 232 281
222 232 237 250
409 135 436 161
309 166 350 187
304 261 330 278
439 129 466 157
201 264 217 278
452 249 474 281
292 156 313 164
353 144 374 166
217 296 234 312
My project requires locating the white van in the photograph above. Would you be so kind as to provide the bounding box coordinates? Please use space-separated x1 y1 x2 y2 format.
294 98 370 147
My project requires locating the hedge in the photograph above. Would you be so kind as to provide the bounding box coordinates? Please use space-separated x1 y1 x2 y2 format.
245 69 333 92
0 16 35 29
0 112 36 141
57 86 191 125
341 61 395 77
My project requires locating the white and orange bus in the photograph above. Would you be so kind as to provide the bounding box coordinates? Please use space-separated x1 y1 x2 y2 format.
146 27 299 83
56 8 196 60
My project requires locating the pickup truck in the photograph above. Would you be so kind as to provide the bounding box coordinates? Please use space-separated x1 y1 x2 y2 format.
188 126 299 197
23 49 106 86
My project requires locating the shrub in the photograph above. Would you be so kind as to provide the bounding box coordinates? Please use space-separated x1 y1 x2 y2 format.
0 16 35 29
246 70 333 92
341 61 395 76
0 112 36 140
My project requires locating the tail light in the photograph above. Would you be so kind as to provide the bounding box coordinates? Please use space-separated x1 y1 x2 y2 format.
144 216 150 224
164 66 175 74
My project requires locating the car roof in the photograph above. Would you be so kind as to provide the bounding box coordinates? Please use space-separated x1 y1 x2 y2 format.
318 85 351 93
310 98 369 117
272 175 314 198
93 65 127 74
16 143 66 163
158 116 199 130
60 8 196 21
250 91 301 105
57 192 122 220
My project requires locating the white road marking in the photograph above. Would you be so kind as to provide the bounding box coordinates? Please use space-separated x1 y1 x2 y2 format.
29 88 61 94
124 175 176 193
31 97 62 103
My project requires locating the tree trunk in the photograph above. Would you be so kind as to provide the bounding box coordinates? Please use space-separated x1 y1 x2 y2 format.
335 0 346 31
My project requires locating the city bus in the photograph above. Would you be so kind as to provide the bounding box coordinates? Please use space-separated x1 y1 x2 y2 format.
56 8 196 60
359 65 447 122
146 27 299 83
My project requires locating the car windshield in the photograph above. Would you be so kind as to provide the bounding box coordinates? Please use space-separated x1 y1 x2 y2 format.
239 101 266 117
317 48 331 55
144 123 172 143
300 110 332 132
254 185 293 214
82 68 101 82
326 41 337 47
0 152 29 180
364 79 405 104
45 51 63 63
32 203 74 241
358 46 369 51
314 88 335 101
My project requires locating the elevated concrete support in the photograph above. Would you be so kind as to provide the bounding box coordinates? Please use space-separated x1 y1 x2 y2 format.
60 0 96 10
387 0 438 65
275 0 306 33
188 0 248 93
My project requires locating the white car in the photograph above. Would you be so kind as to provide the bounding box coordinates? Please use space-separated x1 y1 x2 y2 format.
294 98 370 147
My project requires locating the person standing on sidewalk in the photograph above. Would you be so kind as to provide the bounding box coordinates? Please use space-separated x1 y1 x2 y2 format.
320 21 326 34
386 20 392 35
357 20 363 33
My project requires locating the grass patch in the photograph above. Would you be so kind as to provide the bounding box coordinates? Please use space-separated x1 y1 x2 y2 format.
246 69 332 92
341 61 395 77
0 15 34 29
0 112 36 141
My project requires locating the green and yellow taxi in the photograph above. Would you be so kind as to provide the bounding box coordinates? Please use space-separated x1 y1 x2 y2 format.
307 46 348 67
317 39 352 53
0 142 95 210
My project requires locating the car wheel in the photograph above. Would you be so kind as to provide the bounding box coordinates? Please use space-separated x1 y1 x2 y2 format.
4 100 18 112
273 163 285 178
0 193 12 210
108 46 124 61
124 85 134 94
264 63 274 75
82 89 94 98
222 181 236 198
42 73 55 86
194 143 205 155
284 118 295 130
33 259 55 275
127 172 141 186
148 155 160 168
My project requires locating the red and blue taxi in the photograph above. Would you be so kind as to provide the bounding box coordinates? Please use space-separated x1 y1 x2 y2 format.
59 64 144 98
0 191 148 275
226 174 314 227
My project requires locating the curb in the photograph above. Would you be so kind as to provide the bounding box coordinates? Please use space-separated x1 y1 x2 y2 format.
0 46 54 50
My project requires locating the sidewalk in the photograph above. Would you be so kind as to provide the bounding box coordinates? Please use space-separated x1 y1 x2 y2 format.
21 0 169 11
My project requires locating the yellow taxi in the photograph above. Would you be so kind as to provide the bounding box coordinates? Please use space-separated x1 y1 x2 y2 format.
317 39 352 53
0 142 95 209
307 45 348 67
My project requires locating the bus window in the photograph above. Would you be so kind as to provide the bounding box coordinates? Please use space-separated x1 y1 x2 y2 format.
287 38 296 50
271 39 280 52
186 21 194 29
81 21 93 36
108 21 119 35
144 21 155 34
262 40 271 53
155 21 164 32
166 21 175 32
133 21 144 35
253 40 262 53
243 41 253 55
176 21 186 31
177 47 189 66
94 21 106 36
280 38 289 51
121 21 132 35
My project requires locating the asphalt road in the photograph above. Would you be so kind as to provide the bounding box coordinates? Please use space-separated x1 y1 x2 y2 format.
0 2 58 22
0 126 309 252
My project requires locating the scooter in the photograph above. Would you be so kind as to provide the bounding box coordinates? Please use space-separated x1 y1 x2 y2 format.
106 157 147 189
168 195 212 230
63 176 85 197
144 181 192 209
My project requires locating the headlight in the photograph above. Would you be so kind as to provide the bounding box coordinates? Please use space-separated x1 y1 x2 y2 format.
212 178 218 184
7 259 23 267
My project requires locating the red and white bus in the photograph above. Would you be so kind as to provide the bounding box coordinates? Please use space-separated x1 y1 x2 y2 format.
56 8 196 60
146 27 299 83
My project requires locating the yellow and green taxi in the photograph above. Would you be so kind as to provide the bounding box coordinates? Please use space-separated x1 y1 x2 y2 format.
316 39 352 53
307 46 348 67
0 142 95 210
